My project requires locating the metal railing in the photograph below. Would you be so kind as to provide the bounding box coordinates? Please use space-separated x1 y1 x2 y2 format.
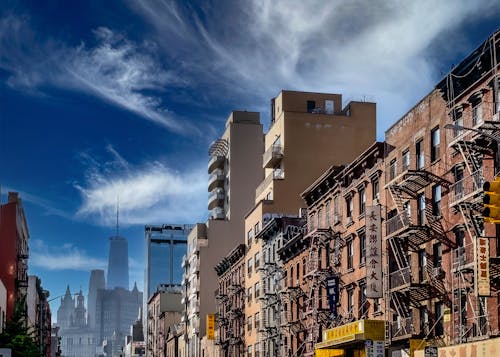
263 144 284 167
452 242 475 270
386 210 411 236
390 266 411 289
448 169 483 206
391 316 415 338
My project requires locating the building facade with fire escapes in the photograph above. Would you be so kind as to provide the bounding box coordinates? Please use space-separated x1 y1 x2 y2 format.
302 142 387 356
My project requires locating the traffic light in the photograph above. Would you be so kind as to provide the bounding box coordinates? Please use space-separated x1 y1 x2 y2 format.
483 178 500 223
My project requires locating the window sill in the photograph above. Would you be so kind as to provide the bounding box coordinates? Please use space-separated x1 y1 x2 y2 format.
359 261 366 268
373 310 383 317
358 212 365 220
346 220 354 228
346 268 355 273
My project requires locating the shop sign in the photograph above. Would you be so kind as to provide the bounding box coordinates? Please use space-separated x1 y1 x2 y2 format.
366 206 382 298
365 340 384 357
476 237 490 296
327 275 339 317
207 314 215 340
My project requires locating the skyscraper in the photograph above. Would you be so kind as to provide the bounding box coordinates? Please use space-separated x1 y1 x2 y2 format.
107 236 129 290
88 269 105 329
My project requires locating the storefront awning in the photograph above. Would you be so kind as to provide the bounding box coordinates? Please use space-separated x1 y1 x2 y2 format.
316 319 385 350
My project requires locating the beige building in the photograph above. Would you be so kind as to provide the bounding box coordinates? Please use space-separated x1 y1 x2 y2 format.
146 287 183 357
244 91 377 356
182 111 264 357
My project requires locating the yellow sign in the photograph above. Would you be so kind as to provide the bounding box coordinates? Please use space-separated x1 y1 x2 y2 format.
207 314 215 340
414 336 500 357
443 308 451 323
477 237 490 296
315 349 344 357
409 339 425 357
319 320 385 348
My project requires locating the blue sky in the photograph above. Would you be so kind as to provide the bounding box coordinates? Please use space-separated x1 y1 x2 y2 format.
1 0 499 317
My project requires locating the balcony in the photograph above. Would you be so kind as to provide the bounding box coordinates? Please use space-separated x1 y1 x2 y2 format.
181 255 188 268
448 169 483 207
452 243 475 271
208 170 225 191
386 210 411 236
208 188 225 210
208 155 225 174
255 169 285 198
210 207 225 220
390 266 412 290
263 144 284 168
391 317 416 340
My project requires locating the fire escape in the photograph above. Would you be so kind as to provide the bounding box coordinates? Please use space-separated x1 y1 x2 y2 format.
385 155 451 343
301 228 340 356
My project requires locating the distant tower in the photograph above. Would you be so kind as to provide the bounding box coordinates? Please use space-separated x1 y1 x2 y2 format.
107 236 129 290
57 285 75 329
74 289 87 327
88 269 105 328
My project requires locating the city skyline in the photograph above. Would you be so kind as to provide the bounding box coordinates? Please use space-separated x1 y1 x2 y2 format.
2 0 500 334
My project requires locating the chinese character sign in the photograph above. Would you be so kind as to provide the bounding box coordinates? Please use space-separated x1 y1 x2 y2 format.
326 275 339 317
207 314 215 340
366 206 382 298
476 237 490 296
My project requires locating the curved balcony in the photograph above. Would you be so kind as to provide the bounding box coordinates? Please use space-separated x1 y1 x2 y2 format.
210 207 225 220
208 170 225 191
208 189 225 210
263 144 284 168
208 155 225 174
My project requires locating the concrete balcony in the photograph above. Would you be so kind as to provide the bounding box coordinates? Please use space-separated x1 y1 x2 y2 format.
255 169 285 199
208 170 225 191
209 207 225 220
263 144 284 168
208 155 225 174
208 188 225 210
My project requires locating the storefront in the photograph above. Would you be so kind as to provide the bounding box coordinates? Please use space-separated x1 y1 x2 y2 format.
315 319 385 357
414 337 500 357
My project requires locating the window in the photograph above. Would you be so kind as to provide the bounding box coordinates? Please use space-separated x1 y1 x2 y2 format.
359 284 367 317
254 312 260 329
435 302 444 336
431 126 440 162
420 306 429 335
307 100 316 113
317 208 323 228
254 342 260 357
359 231 366 264
389 158 397 180
247 317 253 332
347 239 354 269
254 222 260 235
290 266 294 287
402 149 410 171
309 213 315 231
454 166 464 198
346 196 353 221
359 186 366 214
416 139 424 169
296 262 300 281
254 252 260 269
333 196 340 224
373 298 381 313
418 249 427 282
455 229 465 248
433 243 442 267
247 229 253 247
417 193 426 225
254 282 260 298
472 101 483 126
247 258 253 276
453 110 463 138
347 289 354 317
372 177 379 200
432 184 442 216
302 258 307 276
325 201 331 227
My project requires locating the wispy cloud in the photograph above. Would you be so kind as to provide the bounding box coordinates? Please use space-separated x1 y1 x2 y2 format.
130 0 500 133
0 17 188 132
30 239 107 271
75 147 207 226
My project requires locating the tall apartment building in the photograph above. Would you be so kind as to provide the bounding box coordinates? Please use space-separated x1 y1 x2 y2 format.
243 91 376 356
0 192 29 321
182 111 264 357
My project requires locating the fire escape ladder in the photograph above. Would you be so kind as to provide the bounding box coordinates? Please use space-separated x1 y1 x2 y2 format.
425 259 449 304
389 185 411 213
391 290 410 319
456 140 483 175
388 236 410 274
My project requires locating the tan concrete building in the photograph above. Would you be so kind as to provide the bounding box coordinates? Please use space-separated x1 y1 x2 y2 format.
244 91 377 356
146 287 183 357
182 111 264 357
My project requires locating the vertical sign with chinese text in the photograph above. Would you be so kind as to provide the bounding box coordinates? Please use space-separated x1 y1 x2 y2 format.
476 237 490 296
207 314 215 340
326 275 339 317
366 206 383 298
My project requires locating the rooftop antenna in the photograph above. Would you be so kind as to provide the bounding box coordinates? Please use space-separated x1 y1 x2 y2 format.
115 196 120 238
